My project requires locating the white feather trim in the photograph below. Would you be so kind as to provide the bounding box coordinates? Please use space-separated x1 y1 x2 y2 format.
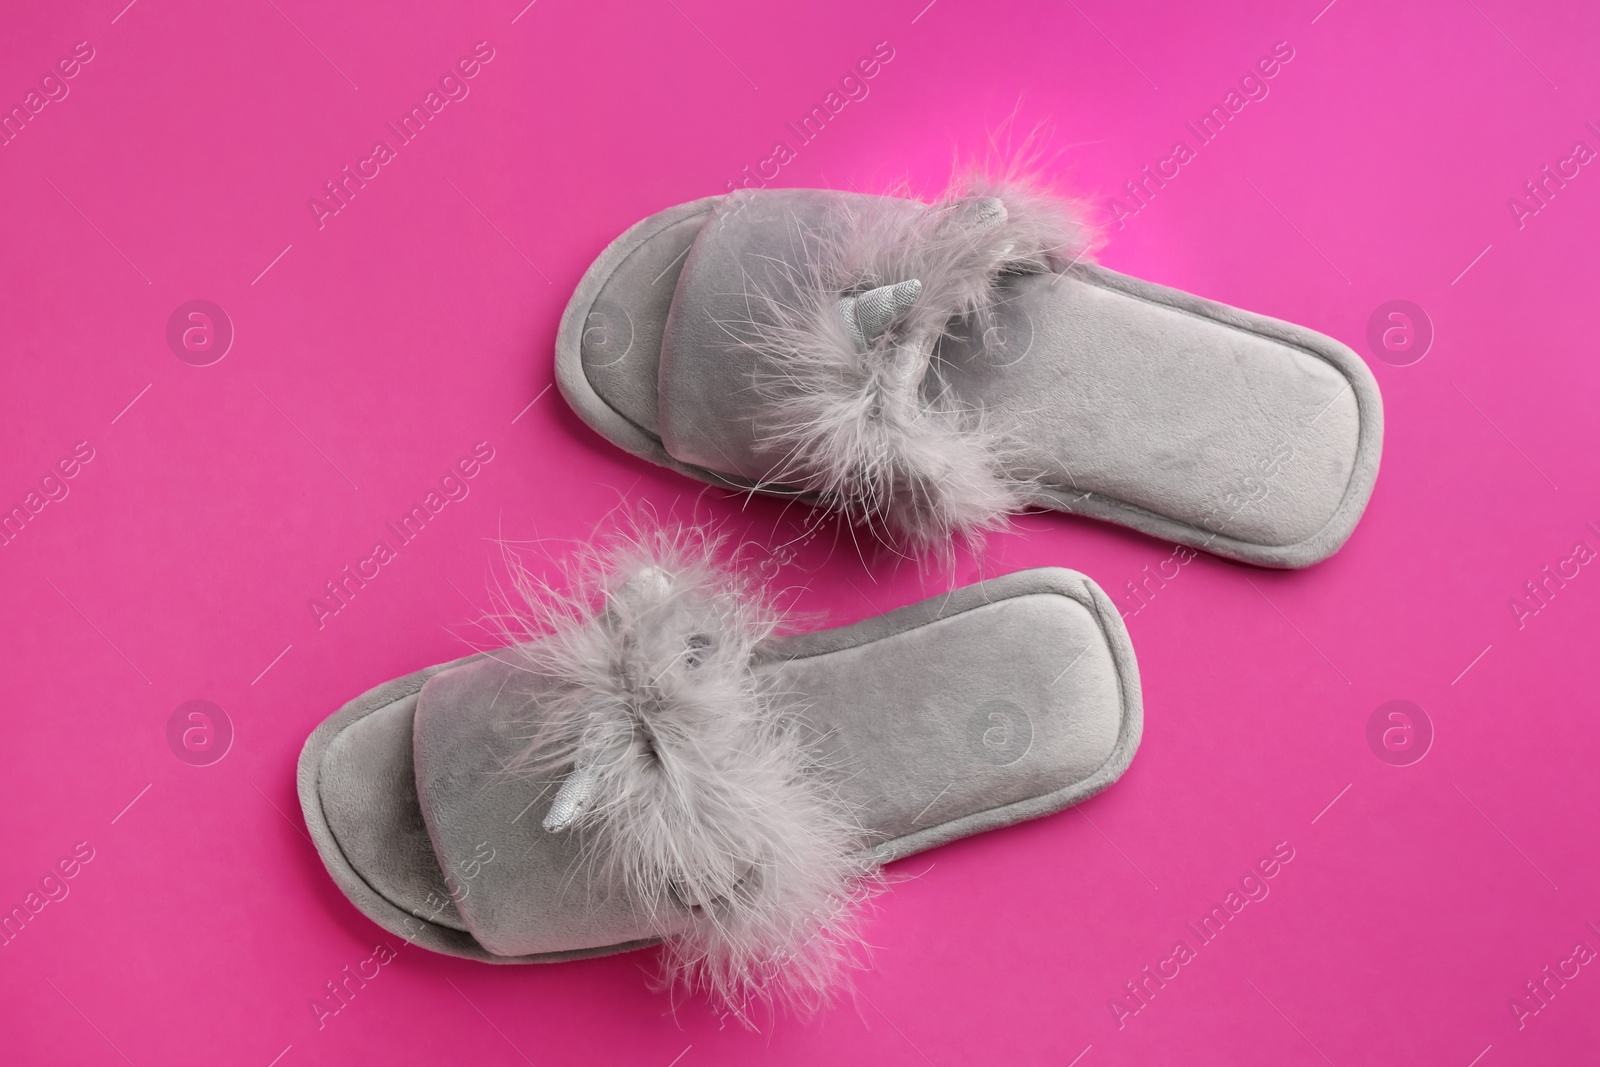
741 175 1096 558
503 527 875 1022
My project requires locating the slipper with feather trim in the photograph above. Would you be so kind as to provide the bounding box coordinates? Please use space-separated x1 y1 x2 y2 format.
555 178 1382 567
297 529 1140 1018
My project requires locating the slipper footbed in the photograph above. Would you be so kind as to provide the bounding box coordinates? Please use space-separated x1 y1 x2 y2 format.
299 567 1140 961
559 192 1382 568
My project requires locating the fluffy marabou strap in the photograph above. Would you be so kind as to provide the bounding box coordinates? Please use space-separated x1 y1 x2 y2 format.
505 529 873 1020
746 176 1095 557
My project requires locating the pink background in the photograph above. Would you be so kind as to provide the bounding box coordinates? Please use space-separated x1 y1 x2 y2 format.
3 0 1598 1063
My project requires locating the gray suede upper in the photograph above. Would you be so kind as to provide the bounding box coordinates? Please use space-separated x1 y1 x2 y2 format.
301 567 1140 962
559 189 1382 567
656 191 918 482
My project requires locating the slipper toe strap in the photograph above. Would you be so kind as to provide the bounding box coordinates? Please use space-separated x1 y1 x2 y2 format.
509 546 873 1015
658 183 1094 553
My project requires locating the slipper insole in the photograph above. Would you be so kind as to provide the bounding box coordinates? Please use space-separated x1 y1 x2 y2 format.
301 568 1139 961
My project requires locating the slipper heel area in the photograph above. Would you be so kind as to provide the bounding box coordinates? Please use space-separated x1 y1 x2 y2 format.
763 568 1141 864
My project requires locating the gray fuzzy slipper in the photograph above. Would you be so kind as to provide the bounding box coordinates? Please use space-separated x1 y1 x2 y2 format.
555 179 1382 567
297 531 1140 1015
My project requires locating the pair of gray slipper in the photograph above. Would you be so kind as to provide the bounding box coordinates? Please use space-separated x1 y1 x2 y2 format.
298 177 1381 1017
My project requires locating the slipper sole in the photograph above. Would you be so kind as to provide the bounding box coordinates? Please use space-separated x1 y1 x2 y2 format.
297 567 1141 961
555 196 1383 568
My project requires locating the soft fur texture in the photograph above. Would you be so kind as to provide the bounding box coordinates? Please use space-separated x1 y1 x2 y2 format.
741 174 1096 558
501 527 874 1022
